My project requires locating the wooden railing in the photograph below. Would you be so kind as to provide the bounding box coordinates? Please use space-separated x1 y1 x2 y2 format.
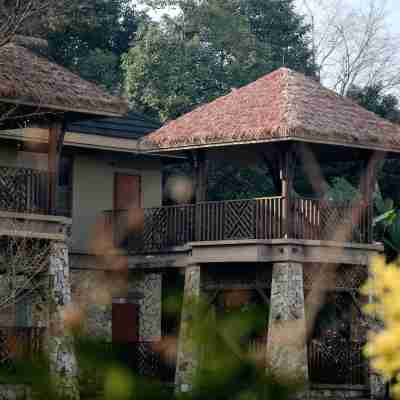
0 166 50 214
294 198 371 243
104 196 372 253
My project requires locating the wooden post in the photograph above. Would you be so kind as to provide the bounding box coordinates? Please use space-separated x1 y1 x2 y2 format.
360 151 383 243
194 151 208 241
48 120 66 214
280 144 295 238
194 150 208 203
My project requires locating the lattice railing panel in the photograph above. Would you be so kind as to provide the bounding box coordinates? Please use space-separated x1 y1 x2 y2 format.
304 264 368 291
0 166 49 214
308 339 367 385
308 291 368 385
223 200 256 240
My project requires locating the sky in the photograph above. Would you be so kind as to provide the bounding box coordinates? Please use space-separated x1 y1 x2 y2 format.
135 0 400 35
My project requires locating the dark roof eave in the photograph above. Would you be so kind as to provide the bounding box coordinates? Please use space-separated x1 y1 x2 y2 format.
0 96 128 118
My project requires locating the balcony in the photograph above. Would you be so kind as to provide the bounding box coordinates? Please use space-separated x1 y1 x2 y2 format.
0 166 71 241
104 196 372 254
0 166 50 215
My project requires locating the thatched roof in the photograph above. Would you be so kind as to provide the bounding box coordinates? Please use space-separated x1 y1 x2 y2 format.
141 68 400 153
0 42 128 117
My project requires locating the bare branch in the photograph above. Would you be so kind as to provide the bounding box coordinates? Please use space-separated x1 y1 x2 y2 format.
0 0 50 48
299 0 400 95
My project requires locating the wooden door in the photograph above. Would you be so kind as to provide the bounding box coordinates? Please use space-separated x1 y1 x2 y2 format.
114 174 141 210
112 302 139 343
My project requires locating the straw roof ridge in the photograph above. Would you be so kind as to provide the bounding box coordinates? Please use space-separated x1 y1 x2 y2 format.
141 67 400 152
0 43 128 117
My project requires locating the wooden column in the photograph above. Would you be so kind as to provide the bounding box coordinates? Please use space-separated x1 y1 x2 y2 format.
360 151 383 243
280 144 295 238
48 120 66 214
194 150 208 203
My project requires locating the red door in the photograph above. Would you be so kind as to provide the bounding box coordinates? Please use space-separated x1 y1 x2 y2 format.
112 302 139 343
114 174 141 210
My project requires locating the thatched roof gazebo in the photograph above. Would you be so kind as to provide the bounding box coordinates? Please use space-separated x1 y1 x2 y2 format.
141 67 400 153
0 39 128 213
139 69 394 392
140 67 400 244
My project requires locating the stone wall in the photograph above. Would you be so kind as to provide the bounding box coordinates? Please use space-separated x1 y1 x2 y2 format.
70 269 112 341
70 269 162 342
0 385 30 400
133 273 162 341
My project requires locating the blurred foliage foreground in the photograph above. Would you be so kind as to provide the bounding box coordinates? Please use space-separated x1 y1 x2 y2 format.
0 299 295 400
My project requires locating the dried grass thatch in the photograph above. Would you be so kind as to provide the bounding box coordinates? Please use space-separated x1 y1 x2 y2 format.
0 42 128 117
141 68 400 152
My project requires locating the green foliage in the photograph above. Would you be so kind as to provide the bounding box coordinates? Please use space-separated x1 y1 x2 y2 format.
0 301 294 399
207 162 275 201
374 191 400 259
325 177 360 203
123 0 316 121
46 0 141 91
347 83 400 124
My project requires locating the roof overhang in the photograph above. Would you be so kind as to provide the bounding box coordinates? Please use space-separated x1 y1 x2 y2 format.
0 97 127 118
140 135 398 156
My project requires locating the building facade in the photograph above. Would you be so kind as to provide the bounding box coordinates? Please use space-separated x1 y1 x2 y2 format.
0 43 394 400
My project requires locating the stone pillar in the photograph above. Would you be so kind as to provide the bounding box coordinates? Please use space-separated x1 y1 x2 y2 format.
266 262 308 383
134 273 162 341
175 266 201 392
47 242 79 400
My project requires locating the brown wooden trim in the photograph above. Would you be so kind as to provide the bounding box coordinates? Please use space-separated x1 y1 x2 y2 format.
194 150 208 203
48 120 65 214
0 97 125 118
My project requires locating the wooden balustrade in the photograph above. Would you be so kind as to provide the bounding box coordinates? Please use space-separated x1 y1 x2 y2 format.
0 166 50 214
104 196 373 253
294 198 371 243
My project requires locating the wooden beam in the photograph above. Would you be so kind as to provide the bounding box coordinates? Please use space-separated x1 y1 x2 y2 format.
48 120 66 214
194 150 208 203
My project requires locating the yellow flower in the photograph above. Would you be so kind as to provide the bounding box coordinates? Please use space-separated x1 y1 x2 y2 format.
363 256 400 398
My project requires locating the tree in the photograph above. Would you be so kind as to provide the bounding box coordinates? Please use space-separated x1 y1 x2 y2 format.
124 0 315 121
45 0 141 91
0 0 49 47
299 0 400 96
347 83 400 123
0 233 50 319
